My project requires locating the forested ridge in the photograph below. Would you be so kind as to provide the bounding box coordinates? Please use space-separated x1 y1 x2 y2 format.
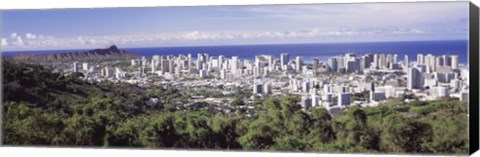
2 59 468 154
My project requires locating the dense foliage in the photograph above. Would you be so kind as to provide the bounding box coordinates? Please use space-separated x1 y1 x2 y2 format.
2 59 468 154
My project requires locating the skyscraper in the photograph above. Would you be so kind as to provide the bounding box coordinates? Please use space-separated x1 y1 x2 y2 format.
417 54 424 65
424 54 434 73
280 53 289 70
161 59 168 73
73 61 79 72
218 55 225 69
346 60 357 73
436 56 445 67
302 80 310 93
131 59 137 66
451 55 459 69
403 55 409 68
266 55 275 71
311 89 320 107
379 54 386 69
151 59 157 73
373 54 379 69
231 56 239 71
386 54 393 66
168 59 175 73
82 62 89 71
152 55 161 64
328 57 338 72
407 67 423 90
313 58 319 74
295 56 303 72
443 55 452 67
197 53 204 66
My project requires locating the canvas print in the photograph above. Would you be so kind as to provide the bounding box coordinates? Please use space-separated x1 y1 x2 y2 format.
1 1 471 155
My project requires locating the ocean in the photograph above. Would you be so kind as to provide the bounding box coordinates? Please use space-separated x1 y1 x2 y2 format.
1 40 469 64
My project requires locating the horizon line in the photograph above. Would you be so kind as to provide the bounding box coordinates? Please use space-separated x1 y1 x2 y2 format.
0 39 467 52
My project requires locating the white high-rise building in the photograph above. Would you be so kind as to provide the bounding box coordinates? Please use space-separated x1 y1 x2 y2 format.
168 59 174 73
82 62 89 71
425 54 436 73
403 55 409 68
151 59 157 73
160 59 168 73
194 60 201 70
266 55 275 71
393 54 398 64
313 58 319 74
451 55 459 69
443 55 452 67
220 69 227 79
115 67 126 79
280 53 289 70
72 61 79 72
407 67 423 90
187 54 193 72
417 54 424 65
328 57 339 72
379 54 386 69
131 59 137 66
197 53 204 65
231 56 239 71
141 56 147 67
386 54 393 66
199 69 208 78
102 66 113 77
302 80 310 93
346 60 357 73
311 89 320 107
218 55 225 69
153 55 161 63
295 56 303 71
204 53 209 63
436 56 444 67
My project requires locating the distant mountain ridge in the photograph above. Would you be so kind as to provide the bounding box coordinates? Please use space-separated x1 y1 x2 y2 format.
12 45 140 62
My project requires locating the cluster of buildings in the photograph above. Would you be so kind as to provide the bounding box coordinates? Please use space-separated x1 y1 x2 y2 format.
69 51 470 113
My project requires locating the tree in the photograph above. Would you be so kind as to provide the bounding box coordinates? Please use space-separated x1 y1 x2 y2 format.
381 113 433 153
239 119 279 150
307 108 336 145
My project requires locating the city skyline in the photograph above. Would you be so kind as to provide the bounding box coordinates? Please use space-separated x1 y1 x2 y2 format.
1 1 469 51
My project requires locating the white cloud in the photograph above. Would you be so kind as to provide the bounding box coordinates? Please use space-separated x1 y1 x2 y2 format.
2 25 464 51
25 33 37 39
1 38 8 46
12 36 24 46
10 32 18 39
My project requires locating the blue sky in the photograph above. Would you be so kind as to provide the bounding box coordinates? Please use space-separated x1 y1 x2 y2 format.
0 1 469 51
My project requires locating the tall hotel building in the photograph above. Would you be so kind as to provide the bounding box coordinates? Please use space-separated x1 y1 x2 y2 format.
451 55 459 69
407 67 423 90
280 53 289 70
417 54 424 65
